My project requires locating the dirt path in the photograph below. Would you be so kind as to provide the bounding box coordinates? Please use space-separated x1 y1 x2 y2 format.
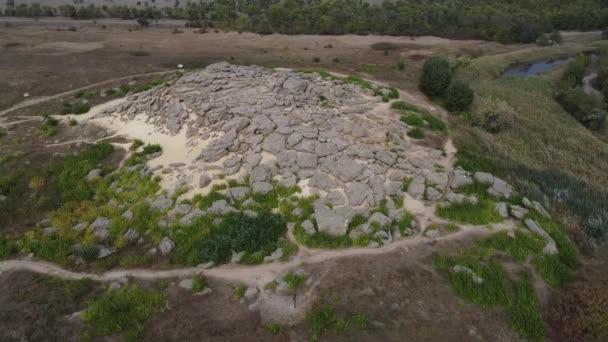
0 70 176 117
0 222 513 288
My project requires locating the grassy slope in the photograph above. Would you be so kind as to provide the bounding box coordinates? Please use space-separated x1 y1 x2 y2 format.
453 40 608 240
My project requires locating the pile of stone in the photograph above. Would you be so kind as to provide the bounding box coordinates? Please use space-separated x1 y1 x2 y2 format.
100 63 453 237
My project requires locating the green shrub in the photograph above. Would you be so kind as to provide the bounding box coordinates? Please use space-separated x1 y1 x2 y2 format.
555 87 604 130
445 80 474 112
391 101 421 112
419 56 452 97
561 53 588 86
406 127 425 139
313 57 320 63
400 113 424 127
471 97 516 133
307 304 368 342
61 100 90 115
193 212 287 265
191 274 208 292
0 127 7 138
83 285 165 341
233 285 246 299
436 199 503 225
422 112 447 131
0 235 17 258
479 230 545 262
396 61 406 70
284 271 307 290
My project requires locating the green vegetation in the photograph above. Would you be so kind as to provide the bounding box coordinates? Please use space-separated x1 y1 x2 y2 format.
233 285 246 300
444 223 461 232
436 199 503 225
83 285 165 341
61 100 91 115
307 304 368 342
420 57 453 97
400 113 425 127
406 127 425 139
7 1 608 43
284 271 307 290
37 114 59 137
509 273 546 341
0 127 7 138
0 235 17 258
191 274 208 292
182 212 287 265
343 76 399 102
445 80 475 112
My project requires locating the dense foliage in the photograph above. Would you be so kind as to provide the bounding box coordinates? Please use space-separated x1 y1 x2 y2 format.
193 212 287 264
419 57 453 97
445 80 474 112
3 0 608 42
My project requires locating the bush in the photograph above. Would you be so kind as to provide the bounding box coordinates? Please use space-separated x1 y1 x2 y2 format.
192 212 287 265
561 53 588 87
313 57 320 63
0 127 7 138
83 285 165 341
61 100 90 115
471 97 516 133
406 127 425 139
400 113 425 127
445 81 474 112
396 61 406 70
436 199 503 225
555 87 604 128
419 56 452 97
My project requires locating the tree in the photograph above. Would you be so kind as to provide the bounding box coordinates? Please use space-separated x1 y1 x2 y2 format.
419 56 453 97
445 81 474 112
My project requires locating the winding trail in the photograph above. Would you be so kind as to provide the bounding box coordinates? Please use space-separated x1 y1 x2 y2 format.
0 222 513 288
0 70 177 118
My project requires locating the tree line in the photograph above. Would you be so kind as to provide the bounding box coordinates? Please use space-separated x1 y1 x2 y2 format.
2 0 608 43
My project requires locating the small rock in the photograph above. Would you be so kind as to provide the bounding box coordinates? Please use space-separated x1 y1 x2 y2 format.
159 237 175 255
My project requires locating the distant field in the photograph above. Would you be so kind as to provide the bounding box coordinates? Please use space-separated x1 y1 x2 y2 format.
1 0 385 9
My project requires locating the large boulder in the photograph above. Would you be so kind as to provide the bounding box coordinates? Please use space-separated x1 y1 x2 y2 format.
314 205 347 236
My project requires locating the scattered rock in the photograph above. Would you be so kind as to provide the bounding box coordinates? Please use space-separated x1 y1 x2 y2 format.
85 169 102 182
453 265 484 284
159 237 175 255
509 205 528 220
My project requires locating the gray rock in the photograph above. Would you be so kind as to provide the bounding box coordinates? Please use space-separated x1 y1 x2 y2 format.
487 177 513 198
473 172 494 185
121 210 134 221
424 229 439 238
451 169 473 189
85 169 102 182
425 187 442 201
251 182 273 194
232 251 245 263
346 182 371 206
407 176 425 199
509 205 528 220
524 219 558 255
199 174 212 188
97 246 113 259
207 199 238 215
72 222 88 232
243 209 258 218
264 248 284 263
179 209 206 225
262 133 286 154
179 278 194 290
150 196 173 210
495 202 509 218
287 132 303 147
230 187 250 201
301 220 316 235
297 152 318 169
326 191 346 206
250 165 272 183
333 156 364 182
369 212 392 227
388 170 407 181
90 217 112 230
314 205 347 235
243 287 259 302
159 236 175 255
309 172 337 189
124 229 139 242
